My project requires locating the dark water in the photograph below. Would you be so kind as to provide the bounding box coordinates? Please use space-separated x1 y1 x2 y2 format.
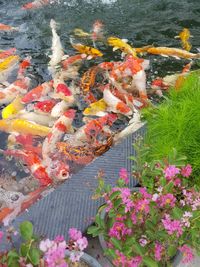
0 0 200 80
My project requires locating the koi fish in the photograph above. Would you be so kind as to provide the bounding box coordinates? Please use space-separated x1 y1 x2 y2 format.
83 99 107 116
52 75 74 103
34 99 57 114
2 96 24 119
72 43 103 59
22 0 50 10
61 54 83 70
0 23 18 31
0 55 19 71
49 19 64 76
175 28 192 51
103 87 133 116
3 149 52 186
73 28 90 38
107 37 137 57
136 46 200 59
0 77 30 105
80 66 99 103
92 20 104 42
0 48 16 60
17 110 55 127
51 100 72 118
0 119 50 136
21 80 54 104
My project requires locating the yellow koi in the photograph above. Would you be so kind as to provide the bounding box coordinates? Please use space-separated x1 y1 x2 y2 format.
107 37 137 57
0 119 50 136
72 43 103 58
135 46 200 59
73 28 90 38
83 99 107 116
0 55 19 71
2 96 24 119
175 28 192 51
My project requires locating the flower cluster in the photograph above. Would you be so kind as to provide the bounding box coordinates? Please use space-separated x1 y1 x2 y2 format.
88 164 200 266
0 223 88 267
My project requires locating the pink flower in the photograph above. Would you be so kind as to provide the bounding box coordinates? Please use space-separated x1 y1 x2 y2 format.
162 215 183 237
139 188 152 199
120 188 134 213
69 251 83 262
164 165 180 179
119 168 129 184
68 228 82 241
39 239 56 252
181 164 192 177
105 200 113 212
179 245 194 263
109 222 132 240
135 199 150 214
127 256 142 267
131 212 137 224
158 193 176 207
0 231 3 242
54 235 65 242
45 246 67 267
75 237 88 251
154 242 163 261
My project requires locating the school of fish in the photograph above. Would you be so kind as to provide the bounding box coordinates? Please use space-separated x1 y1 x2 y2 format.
0 11 200 224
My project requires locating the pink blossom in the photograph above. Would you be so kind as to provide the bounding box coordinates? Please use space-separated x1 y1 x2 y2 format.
154 242 163 261
105 200 113 212
109 222 132 240
174 178 181 187
127 256 142 267
120 188 134 213
158 193 176 207
39 239 56 252
75 237 88 251
135 199 150 214
45 246 67 267
162 215 183 237
0 231 3 242
54 235 65 242
139 188 152 199
131 212 137 224
69 251 83 262
68 228 82 241
181 164 192 177
179 245 194 263
164 165 180 180
119 168 129 184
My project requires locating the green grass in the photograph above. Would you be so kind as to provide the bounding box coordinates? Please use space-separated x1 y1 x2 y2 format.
143 71 200 184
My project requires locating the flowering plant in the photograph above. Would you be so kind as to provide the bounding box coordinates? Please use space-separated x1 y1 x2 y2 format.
88 165 200 267
0 222 88 267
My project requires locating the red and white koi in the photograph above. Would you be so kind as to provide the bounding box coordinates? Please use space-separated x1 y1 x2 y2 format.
103 86 133 116
61 54 84 70
91 20 104 46
52 77 74 103
51 100 72 118
4 149 52 186
0 23 18 31
34 99 57 114
0 48 16 60
22 0 50 10
21 80 54 104
17 110 55 127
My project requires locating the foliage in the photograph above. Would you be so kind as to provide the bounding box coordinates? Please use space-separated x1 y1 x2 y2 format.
88 165 200 267
141 72 200 186
0 222 88 267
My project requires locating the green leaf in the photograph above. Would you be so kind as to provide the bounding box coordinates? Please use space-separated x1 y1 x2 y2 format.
20 221 33 241
172 207 183 219
126 218 133 228
110 191 121 201
7 251 19 259
117 178 125 187
113 198 122 209
105 248 116 259
87 226 101 237
29 248 40 265
143 256 159 267
108 209 116 218
132 243 144 256
110 237 122 250
165 181 174 193
20 243 29 257
159 177 167 187
8 260 20 267
167 245 177 257
7 251 20 267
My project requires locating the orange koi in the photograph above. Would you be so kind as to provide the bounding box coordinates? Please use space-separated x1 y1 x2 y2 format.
0 23 18 31
137 46 200 59
92 20 104 42
22 0 49 10
21 80 53 104
175 28 192 51
4 149 52 186
72 43 103 59
80 66 99 103
107 37 137 57
61 55 83 70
